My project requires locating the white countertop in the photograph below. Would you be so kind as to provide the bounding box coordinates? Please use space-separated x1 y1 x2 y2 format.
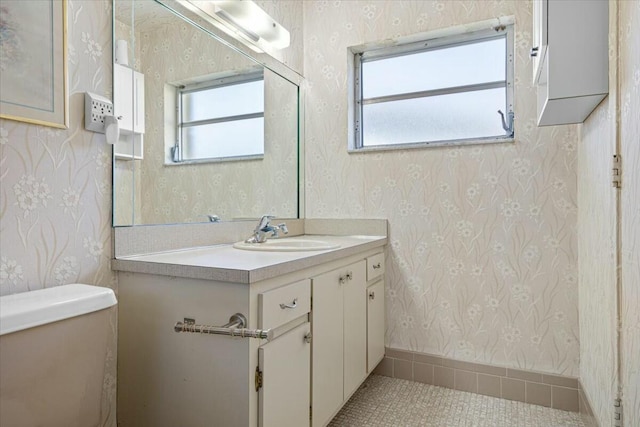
112 235 387 284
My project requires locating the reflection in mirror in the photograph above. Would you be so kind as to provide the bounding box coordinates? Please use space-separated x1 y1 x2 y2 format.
172 70 265 162
113 0 299 226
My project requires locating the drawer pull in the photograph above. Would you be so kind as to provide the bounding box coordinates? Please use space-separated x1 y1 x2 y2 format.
304 332 312 344
279 298 298 309
369 291 375 300
372 262 381 269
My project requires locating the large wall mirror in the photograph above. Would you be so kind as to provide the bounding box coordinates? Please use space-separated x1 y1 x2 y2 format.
113 0 300 226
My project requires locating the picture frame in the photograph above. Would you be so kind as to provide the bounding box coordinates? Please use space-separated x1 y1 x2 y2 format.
0 0 68 129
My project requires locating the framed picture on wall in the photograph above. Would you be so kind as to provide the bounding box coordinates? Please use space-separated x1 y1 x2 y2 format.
0 0 68 129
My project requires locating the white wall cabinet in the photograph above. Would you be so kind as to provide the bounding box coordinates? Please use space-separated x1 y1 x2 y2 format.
114 63 145 159
117 247 385 427
531 0 608 126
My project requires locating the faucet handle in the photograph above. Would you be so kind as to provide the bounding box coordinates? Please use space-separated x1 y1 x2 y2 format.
256 214 275 231
277 223 289 235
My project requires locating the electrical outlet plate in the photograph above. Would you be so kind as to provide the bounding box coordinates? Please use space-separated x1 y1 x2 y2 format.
84 92 114 133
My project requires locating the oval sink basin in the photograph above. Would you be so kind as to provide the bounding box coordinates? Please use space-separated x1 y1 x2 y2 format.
233 238 340 252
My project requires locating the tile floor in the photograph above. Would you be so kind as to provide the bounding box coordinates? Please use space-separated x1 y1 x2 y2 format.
328 375 585 427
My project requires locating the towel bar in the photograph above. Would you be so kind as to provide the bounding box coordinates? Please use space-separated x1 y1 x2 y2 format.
174 313 273 340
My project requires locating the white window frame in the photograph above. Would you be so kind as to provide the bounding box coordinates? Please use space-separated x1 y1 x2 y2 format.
171 71 264 164
349 21 515 151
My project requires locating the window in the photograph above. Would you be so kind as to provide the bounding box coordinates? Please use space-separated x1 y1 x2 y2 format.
351 24 514 150
172 72 264 163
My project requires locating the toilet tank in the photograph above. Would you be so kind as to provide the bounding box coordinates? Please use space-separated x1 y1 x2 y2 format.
0 284 117 427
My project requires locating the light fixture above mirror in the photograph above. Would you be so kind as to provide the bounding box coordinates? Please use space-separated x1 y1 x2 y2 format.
179 0 290 53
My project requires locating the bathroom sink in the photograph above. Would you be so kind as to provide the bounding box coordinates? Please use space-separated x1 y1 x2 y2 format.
233 238 340 252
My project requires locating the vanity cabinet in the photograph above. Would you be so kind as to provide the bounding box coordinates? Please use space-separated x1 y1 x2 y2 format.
258 279 311 427
311 253 386 427
366 253 385 372
531 0 608 126
367 281 385 372
114 63 145 159
117 274 312 427
258 322 311 427
116 241 385 427
311 261 367 427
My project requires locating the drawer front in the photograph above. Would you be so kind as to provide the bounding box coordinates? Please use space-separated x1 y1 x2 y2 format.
259 279 310 329
366 253 385 281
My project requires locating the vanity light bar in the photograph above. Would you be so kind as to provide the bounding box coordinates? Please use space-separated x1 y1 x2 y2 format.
181 0 290 53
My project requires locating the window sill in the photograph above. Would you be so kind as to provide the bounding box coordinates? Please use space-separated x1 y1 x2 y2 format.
347 136 515 154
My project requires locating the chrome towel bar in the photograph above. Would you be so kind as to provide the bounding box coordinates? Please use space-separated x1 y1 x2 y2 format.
174 313 273 340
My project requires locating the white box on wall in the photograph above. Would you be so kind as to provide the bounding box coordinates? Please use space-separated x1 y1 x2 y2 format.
114 63 145 160
532 0 609 126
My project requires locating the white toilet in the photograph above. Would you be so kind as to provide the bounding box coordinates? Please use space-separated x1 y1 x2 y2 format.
0 284 117 427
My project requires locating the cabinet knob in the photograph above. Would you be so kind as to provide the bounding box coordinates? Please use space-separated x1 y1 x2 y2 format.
530 46 539 57
339 272 353 284
279 298 298 309
373 262 381 269
369 291 375 300
304 332 312 344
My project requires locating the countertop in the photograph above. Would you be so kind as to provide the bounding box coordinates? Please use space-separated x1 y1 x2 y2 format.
112 235 387 284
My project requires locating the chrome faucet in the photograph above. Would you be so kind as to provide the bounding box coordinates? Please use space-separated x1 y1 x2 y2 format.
245 215 288 243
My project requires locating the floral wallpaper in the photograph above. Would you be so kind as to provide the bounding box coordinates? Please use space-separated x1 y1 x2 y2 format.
303 0 580 376
619 0 640 425
577 30 618 427
0 1 633 425
578 2 640 426
0 1 117 426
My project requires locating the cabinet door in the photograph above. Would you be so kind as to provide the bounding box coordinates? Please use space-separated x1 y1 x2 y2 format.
133 70 145 133
114 64 145 134
531 0 548 85
367 280 385 372
311 268 345 427
343 261 367 399
114 63 134 132
259 322 311 427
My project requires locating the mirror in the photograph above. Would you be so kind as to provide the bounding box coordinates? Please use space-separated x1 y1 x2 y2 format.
113 0 299 226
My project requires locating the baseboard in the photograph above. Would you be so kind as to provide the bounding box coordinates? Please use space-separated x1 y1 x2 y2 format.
374 347 580 412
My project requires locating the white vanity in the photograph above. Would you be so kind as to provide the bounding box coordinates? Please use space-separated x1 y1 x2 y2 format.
114 233 386 427
111 2 383 425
